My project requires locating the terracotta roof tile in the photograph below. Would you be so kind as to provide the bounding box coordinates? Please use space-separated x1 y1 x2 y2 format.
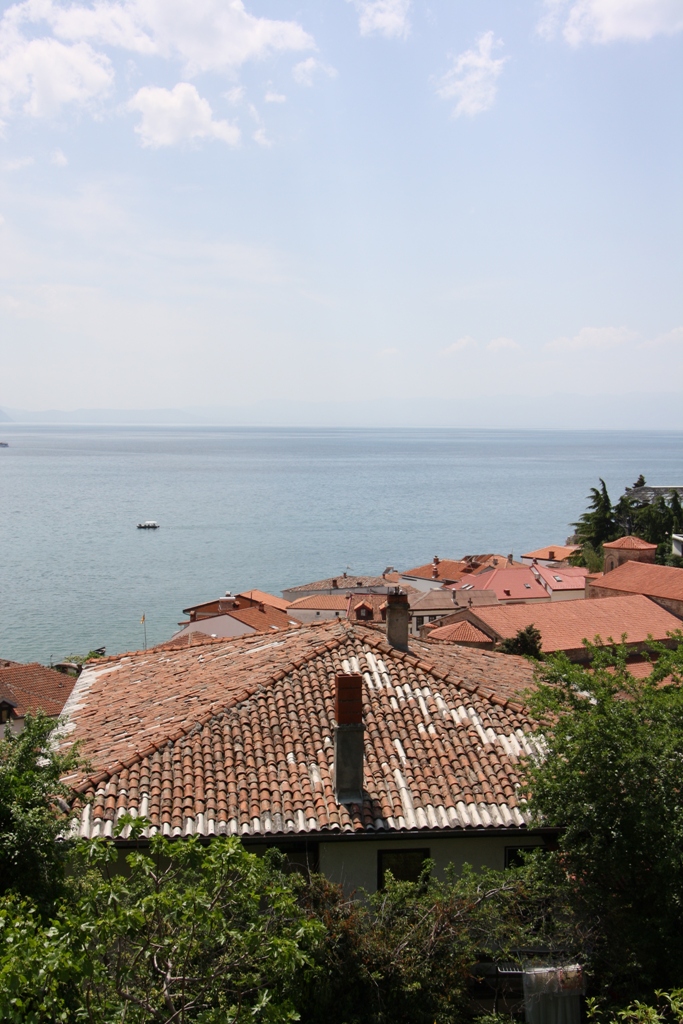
594 561 683 601
603 535 657 551
62 621 537 840
402 559 469 582
522 545 581 561
0 663 75 718
287 594 349 611
237 591 291 612
437 595 680 654
429 621 492 644
450 566 550 602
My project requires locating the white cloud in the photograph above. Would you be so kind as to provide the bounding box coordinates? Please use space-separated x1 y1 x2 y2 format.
441 336 477 355
292 57 337 87
347 0 411 39
545 325 636 351
225 86 245 106
435 32 508 119
128 83 240 148
50 148 68 166
20 0 315 74
487 336 520 352
0 0 315 126
539 0 683 45
264 90 286 103
640 326 683 348
1 155 34 170
0 35 113 118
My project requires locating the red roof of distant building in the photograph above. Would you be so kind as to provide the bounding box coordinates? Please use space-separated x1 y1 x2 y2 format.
287 594 349 611
522 544 580 561
603 535 657 551
226 605 299 632
450 566 550 603
429 621 492 644
592 560 683 601
402 558 469 582
237 590 291 612
531 564 589 592
0 663 75 718
446 595 680 654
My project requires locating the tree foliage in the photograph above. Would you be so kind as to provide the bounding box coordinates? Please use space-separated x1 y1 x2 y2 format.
0 713 80 913
524 639 683 999
498 624 543 659
0 829 321 1024
571 476 683 566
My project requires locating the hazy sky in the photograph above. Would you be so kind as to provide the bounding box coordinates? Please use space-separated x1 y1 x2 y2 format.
0 0 681 416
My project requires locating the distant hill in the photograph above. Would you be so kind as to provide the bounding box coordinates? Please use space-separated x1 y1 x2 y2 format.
0 408 12 422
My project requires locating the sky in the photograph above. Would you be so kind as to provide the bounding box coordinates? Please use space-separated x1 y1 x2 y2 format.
0 0 682 424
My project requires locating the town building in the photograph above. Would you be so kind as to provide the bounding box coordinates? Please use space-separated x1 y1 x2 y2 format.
587 561 683 619
448 566 550 605
602 535 657 574
60 595 549 893
528 564 590 601
520 544 580 566
399 554 513 592
286 594 349 624
282 573 392 603
173 591 301 641
426 594 682 662
0 660 75 734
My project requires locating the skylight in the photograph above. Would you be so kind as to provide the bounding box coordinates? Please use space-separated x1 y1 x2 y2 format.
553 575 563 582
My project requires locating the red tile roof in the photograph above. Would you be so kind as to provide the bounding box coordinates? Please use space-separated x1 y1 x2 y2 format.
531 565 589 592
286 575 389 593
287 594 350 611
438 595 680 654
237 590 291 612
428 621 492 644
61 621 538 840
592 561 683 601
226 605 299 632
522 545 581 561
0 663 75 718
603 535 657 551
402 559 469 582
450 566 550 603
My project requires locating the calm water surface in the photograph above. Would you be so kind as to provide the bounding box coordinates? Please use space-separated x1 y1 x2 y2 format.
1 426 681 662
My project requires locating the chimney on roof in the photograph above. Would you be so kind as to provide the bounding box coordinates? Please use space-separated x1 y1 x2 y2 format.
333 673 365 804
548 550 555 561
507 554 513 565
386 587 409 652
332 578 338 589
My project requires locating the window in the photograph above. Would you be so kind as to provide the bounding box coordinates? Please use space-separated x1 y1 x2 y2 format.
504 845 539 869
416 616 424 628
378 848 430 888
524 584 531 589
553 575 563 583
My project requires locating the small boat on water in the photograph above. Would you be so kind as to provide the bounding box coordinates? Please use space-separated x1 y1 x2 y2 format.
0 442 8 448
137 521 160 529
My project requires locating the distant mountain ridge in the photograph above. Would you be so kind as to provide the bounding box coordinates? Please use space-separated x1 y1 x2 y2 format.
1 392 682 429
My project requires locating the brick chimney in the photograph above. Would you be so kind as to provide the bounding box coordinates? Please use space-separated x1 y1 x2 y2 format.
333 673 365 804
386 587 409 651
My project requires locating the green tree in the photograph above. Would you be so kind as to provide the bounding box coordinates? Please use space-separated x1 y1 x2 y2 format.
0 713 80 914
572 479 616 549
524 638 683 999
498 624 543 659
0 829 321 1023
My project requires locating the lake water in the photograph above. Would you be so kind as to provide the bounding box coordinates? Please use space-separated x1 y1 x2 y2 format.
1 425 681 663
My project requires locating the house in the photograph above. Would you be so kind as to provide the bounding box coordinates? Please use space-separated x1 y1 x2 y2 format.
0 661 76 734
60 592 550 894
602 535 657 574
399 554 513 593
286 594 349 624
521 545 580 566
587 561 683 619
427 594 682 663
282 573 392 603
448 566 550 605
174 592 301 641
528 564 589 601
409 588 462 636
